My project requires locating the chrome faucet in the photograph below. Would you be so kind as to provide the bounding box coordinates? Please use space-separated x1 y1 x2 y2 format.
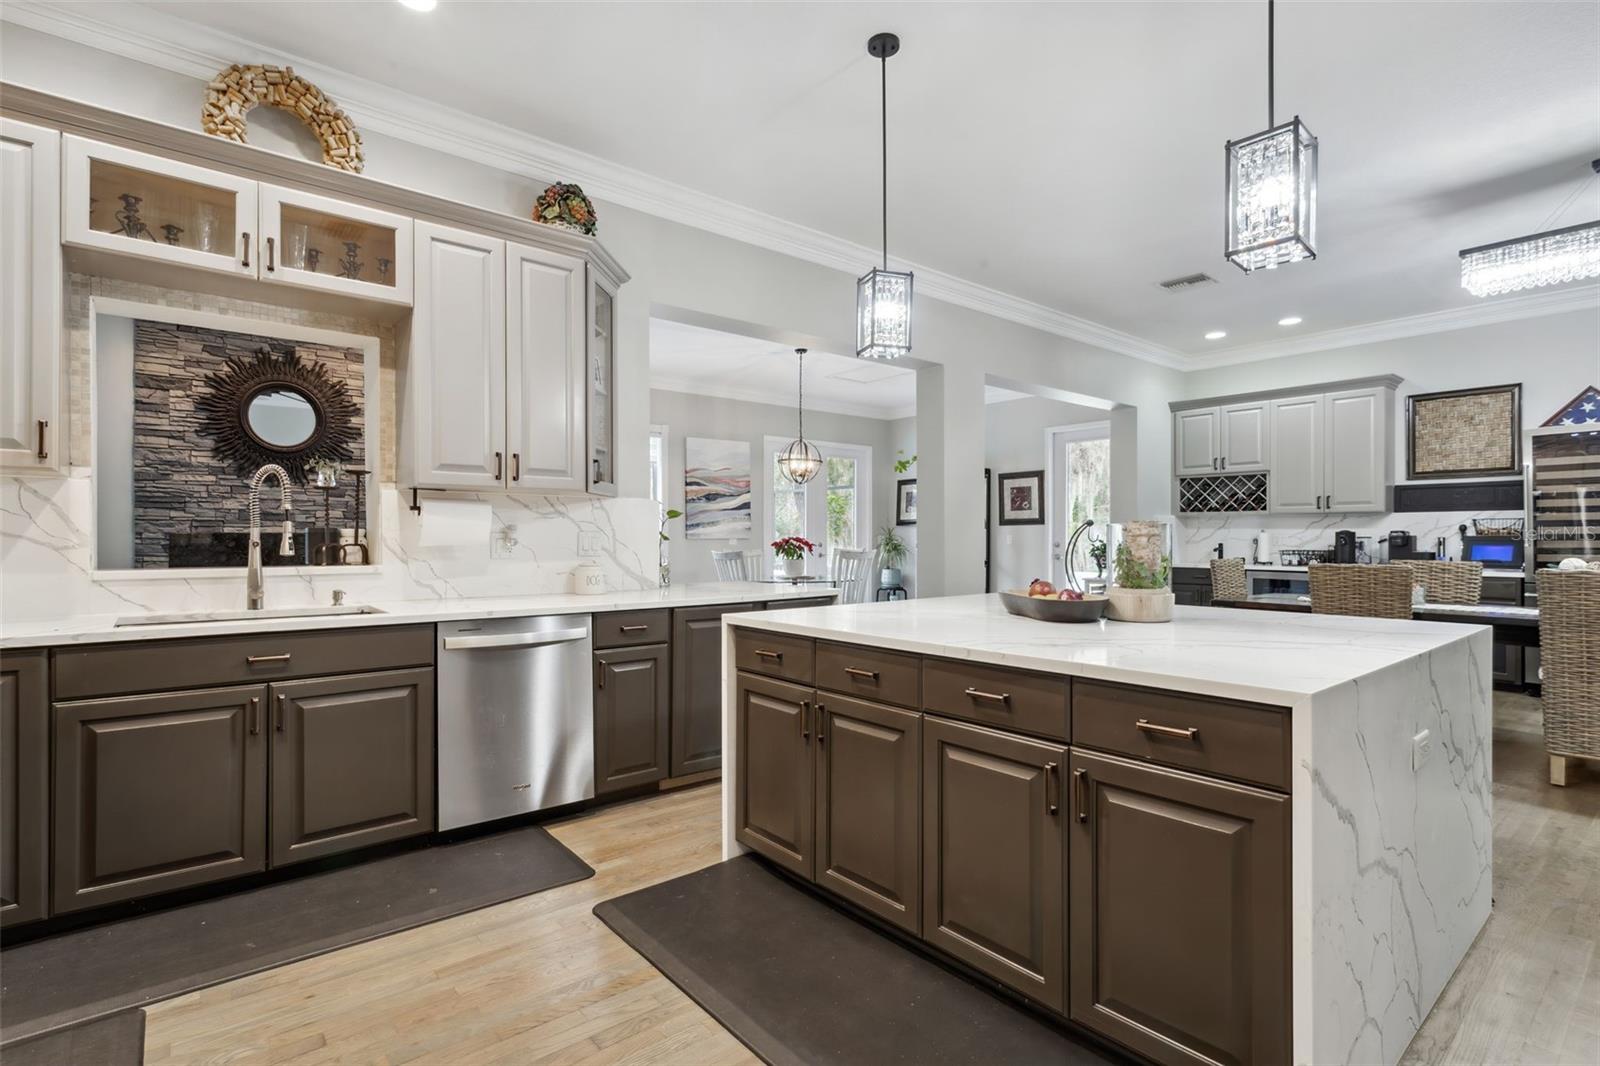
247 464 296 610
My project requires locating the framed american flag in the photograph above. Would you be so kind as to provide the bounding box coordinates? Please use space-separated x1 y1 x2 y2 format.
1406 383 1522 480
1541 384 1600 427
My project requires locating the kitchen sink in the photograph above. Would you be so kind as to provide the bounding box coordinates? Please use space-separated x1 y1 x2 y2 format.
114 605 387 627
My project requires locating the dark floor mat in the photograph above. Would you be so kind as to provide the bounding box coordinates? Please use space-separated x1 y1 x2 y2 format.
1 1010 144 1066
1 824 592 1045
594 856 1126 1066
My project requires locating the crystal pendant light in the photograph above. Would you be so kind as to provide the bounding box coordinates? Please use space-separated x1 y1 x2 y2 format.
856 32 913 360
777 349 823 484
1459 161 1600 298
1225 0 1318 273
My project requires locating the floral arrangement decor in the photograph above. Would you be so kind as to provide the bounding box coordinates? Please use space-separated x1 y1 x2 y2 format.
771 535 816 578
533 182 597 236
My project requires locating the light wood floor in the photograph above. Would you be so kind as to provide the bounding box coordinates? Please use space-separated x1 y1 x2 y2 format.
142 693 1599 1065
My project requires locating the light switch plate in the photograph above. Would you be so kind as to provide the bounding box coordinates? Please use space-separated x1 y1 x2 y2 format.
578 531 605 557
1412 729 1432 772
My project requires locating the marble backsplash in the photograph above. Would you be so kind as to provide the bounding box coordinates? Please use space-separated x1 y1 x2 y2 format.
0 474 659 623
1175 508 1525 566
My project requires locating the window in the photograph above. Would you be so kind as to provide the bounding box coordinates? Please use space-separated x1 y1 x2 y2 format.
648 425 666 504
1067 437 1111 575
772 453 806 540
826 456 858 551
763 438 872 565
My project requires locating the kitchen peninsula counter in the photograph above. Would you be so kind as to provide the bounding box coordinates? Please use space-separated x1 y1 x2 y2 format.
720 594 1492 1066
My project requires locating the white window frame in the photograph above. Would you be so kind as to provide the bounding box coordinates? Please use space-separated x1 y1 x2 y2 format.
761 436 873 563
648 423 667 504
1045 421 1111 588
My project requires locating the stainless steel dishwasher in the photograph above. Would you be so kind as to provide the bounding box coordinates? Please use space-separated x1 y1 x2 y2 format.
437 615 594 830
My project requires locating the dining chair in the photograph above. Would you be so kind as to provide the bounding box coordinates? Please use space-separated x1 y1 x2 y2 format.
1398 560 1483 605
1209 558 1248 602
829 547 875 604
711 549 751 582
1536 569 1600 786
1307 563 1412 619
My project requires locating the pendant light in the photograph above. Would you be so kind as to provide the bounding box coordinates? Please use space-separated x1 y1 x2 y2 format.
777 348 823 484
1459 160 1600 298
856 32 913 360
1225 0 1318 273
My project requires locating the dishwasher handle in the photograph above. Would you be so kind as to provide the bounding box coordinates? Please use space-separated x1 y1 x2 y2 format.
442 627 588 651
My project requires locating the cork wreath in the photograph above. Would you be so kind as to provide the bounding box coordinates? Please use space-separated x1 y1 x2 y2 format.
202 64 365 173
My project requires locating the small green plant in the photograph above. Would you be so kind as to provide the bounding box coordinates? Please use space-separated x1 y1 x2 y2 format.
875 525 909 568
659 508 683 543
1087 536 1107 575
1114 542 1170 589
893 451 917 475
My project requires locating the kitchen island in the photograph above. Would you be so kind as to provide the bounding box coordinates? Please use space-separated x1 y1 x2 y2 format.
720 594 1492 1066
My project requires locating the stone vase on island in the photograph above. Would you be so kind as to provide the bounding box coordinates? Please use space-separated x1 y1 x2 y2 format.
1107 519 1175 623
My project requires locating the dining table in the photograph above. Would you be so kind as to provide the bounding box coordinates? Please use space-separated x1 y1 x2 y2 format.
1210 593 1541 647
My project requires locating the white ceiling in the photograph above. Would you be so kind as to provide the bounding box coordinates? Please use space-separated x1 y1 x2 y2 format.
31 1 1600 363
650 318 1028 419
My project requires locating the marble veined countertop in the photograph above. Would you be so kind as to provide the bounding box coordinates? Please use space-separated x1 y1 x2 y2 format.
729 592 1484 704
0 582 836 650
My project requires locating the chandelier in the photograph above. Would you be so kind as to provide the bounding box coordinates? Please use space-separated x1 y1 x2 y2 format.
777 348 822 484
1459 161 1600 298
856 32 913 360
1225 0 1318 273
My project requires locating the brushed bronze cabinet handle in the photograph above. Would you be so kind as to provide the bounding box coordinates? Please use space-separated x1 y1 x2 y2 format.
800 700 811 740
754 649 783 662
246 653 292 665
1044 761 1059 815
964 686 1010 705
844 667 879 682
494 451 503 480
36 420 47 460
816 703 826 745
274 693 286 733
619 624 649 633
266 235 275 272
1074 768 1089 823
249 696 261 736
511 453 520 481
242 232 250 268
596 660 606 689
1136 718 1199 741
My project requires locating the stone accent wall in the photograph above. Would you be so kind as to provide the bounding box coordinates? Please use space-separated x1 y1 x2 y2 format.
132 321 364 568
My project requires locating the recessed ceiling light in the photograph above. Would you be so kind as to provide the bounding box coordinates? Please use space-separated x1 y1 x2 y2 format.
1278 316 1303 326
398 0 436 11
1204 330 1227 340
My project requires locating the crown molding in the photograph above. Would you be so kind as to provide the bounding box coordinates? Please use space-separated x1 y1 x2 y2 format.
1185 284 1600 369
649 377 916 423
1 0 1192 371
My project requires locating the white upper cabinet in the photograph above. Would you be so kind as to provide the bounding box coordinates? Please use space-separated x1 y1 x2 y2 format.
586 273 618 496
1 119 64 474
258 184 412 305
1267 396 1324 513
63 136 258 278
1324 387 1387 512
1218 401 1269 472
505 241 586 493
1174 408 1220 476
405 222 506 490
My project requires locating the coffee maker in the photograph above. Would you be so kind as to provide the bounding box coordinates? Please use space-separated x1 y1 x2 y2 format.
1333 529 1359 564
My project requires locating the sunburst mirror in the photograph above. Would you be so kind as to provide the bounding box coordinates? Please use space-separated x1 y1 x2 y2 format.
197 346 361 485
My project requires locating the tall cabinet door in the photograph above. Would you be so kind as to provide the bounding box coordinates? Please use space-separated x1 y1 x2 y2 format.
410 222 506 489
1 651 48 926
1219 401 1269 473
1174 408 1219 476
53 685 268 913
0 119 63 474
734 672 814 878
815 694 921 934
1324 387 1387 512
594 645 670 794
506 242 587 492
1069 749 1289 1066
922 716 1066 1011
269 668 435 867
1267 395 1324 513
671 603 757 777
586 274 618 496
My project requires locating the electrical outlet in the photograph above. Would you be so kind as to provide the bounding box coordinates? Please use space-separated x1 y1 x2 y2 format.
1412 729 1432 772
578 531 605 557
491 525 519 559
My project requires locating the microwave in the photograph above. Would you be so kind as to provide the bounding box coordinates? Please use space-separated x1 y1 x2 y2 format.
1460 535 1523 569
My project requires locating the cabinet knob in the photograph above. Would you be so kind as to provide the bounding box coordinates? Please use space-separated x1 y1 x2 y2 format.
1135 718 1200 741
511 452 521 482
249 696 261 736
275 693 287 733
494 451 503 480
964 686 1010 706
816 703 826 745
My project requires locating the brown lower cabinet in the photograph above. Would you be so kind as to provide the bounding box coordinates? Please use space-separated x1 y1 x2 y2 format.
1 650 49 927
671 603 757 776
594 645 671 793
922 715 1066 1012
1068 748 1289 1066
270 669 435 867
733 672 815 878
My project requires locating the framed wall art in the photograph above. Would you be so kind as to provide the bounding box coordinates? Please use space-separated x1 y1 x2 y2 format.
1406 383 1522 479
997 469 1045 525
684 437 752 538
896 478 917 525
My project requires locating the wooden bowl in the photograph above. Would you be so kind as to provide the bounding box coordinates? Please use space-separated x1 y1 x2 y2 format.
999 590 1109 623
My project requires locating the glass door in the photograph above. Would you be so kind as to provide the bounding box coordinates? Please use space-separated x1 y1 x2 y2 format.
258 184 412 305
63 136 257 278
587 274 617 495
767 439 872 574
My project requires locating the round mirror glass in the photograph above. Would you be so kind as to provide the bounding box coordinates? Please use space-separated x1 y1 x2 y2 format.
245 387 318 449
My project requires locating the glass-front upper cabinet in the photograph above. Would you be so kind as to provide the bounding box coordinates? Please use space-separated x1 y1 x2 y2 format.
63 136 258 278
587 273 617 496
258 184 413 305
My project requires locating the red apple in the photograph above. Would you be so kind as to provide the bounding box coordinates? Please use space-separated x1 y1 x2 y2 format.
1057 588 1083 601
1028 578 1056 598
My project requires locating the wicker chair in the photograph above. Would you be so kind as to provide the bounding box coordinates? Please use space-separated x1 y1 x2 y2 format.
1209 558 1248 602
1536 570 1600 786
1398 560 1483 605
1307 564 1412 619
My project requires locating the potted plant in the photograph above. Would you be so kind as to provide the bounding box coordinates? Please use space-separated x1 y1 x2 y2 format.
1087 535 1107 579
1108 522 1174 623
876 525 909 587
771 536 815 578
658 507 682 586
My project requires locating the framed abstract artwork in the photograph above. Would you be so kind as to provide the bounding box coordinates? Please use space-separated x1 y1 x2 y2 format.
896 478 917 525
684 437 752 538
1406 383 1521 479
997 469 1045 525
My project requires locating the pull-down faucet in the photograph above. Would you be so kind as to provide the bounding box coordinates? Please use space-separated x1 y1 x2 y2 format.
247 464 296 610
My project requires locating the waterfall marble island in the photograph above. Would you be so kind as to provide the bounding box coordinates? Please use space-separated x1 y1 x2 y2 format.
720 595 1492 1066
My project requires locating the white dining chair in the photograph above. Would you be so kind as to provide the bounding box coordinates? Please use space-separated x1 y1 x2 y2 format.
830 547 875 604
711 549 751 582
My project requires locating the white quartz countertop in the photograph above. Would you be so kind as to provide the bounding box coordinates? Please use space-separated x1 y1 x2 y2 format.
0 583 835 649
729 593 1485 704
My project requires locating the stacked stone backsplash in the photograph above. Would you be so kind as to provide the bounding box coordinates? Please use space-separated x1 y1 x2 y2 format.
132 321 364 567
